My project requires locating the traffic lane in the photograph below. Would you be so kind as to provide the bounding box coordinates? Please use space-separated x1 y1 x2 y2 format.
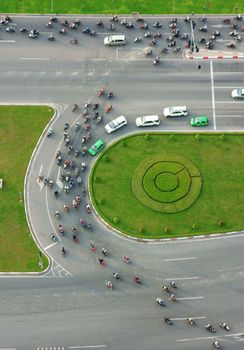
0 281 242 350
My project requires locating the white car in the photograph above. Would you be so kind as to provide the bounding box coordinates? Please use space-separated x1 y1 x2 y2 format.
136 115 160 127
104 115 127 133
163 106 188 117
231 88 244 100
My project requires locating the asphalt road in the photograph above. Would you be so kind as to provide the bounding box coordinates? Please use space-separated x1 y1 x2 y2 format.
0 14 244 350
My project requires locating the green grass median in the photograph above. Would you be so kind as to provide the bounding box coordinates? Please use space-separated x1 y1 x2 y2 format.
0 0 243 14
0 106 52 271
90 133 244 239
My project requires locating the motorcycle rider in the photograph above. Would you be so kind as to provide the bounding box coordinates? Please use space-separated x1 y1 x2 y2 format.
113 272 120 280
212 340 220 349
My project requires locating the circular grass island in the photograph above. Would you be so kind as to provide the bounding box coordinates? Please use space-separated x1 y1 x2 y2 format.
89 133 244 239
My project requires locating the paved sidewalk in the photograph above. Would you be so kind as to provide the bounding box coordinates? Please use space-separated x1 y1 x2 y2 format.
184 48 244 59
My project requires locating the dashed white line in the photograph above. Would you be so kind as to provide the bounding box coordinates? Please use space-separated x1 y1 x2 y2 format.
68 346 106 349
216 115 243 118
166 276 199 281
44 242 58 250
216 100 244 103
164 257 196 262
177 296 204 300
171 316 206 321
0 40 16 43
20 57 50 60
210 60 216 130
215 86 243 88
176 336 216 342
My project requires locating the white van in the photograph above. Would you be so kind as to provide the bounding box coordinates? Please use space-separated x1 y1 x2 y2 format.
163 106 188 117
136 115 160 127
104 35 127 46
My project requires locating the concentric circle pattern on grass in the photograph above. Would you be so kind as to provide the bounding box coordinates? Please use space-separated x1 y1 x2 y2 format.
131 153 202 213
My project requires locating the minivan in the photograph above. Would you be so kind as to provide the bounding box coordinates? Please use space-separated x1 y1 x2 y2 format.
136 115 160 127
163 106 188 117
104 35 127 46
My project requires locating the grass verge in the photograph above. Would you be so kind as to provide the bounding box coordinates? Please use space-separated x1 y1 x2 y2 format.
0 106 53 271
90 133 244 239
0 0 243 14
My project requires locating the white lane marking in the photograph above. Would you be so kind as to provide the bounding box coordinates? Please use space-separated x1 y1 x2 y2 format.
216 115 243 118
164 257 196 262
97 32 122 35
216 100 244 103
171 316 206 321
56 167 63 190
20 57 50 60
177 296 204 300
68 346 106 349
176 336 216 342
0 40 16 43
0 348 17 350
214 71 244 74
44 242 58 250
210 60 216 131
166 276 199 281
225 332 244 337
215 86 243 88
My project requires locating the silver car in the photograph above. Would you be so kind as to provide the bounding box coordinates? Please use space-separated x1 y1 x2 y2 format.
231 88 244 99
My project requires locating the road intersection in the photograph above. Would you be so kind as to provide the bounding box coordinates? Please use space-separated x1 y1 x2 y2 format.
0 14 244 350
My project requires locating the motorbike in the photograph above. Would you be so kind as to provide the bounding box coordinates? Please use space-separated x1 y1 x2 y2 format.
144 31 152 38
229 30 237 36
102 248 108 256
98 87 105 96
169 281 177 288
105 280 113 289
145 49 152 56
153 56 160 65
70 38 78 44
69 23 78 29
199 15 207 22
199 25 208 32
47 128 53 137
51 233 57 242
199 37 206 43
156 297 165 307
133 275 141 284
169 18 177 24
125 22 134 29
113 273 120 280
61 247 66 257
48 34 55 41
149 39 157 46
110 16 118 22
123 256 131 263
58 225 64 235
162 285 171 293
180 33 188 40
104 104 112 113
161 47 168 54
206 324 216 333
222 18 231 23
164 317 173 325
184 16 191 23
220 322 230 331
46 21 53 28
96 20 104 27
153 21 162 28
89 30 97 36
235 35 242 41
20 27 28 33
59 27 67 34
72 104 78 112
6 26 15 32
134 35 142 43
173 47 181 54
85 204 91 213
154 31 162 38
212 341 221 349
55 210 60 218
61 20 69 26
98 257 105 266
186 318 195 326
140 23 148 29
169 294 177 302
235 14 242 20
227 42 236 48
